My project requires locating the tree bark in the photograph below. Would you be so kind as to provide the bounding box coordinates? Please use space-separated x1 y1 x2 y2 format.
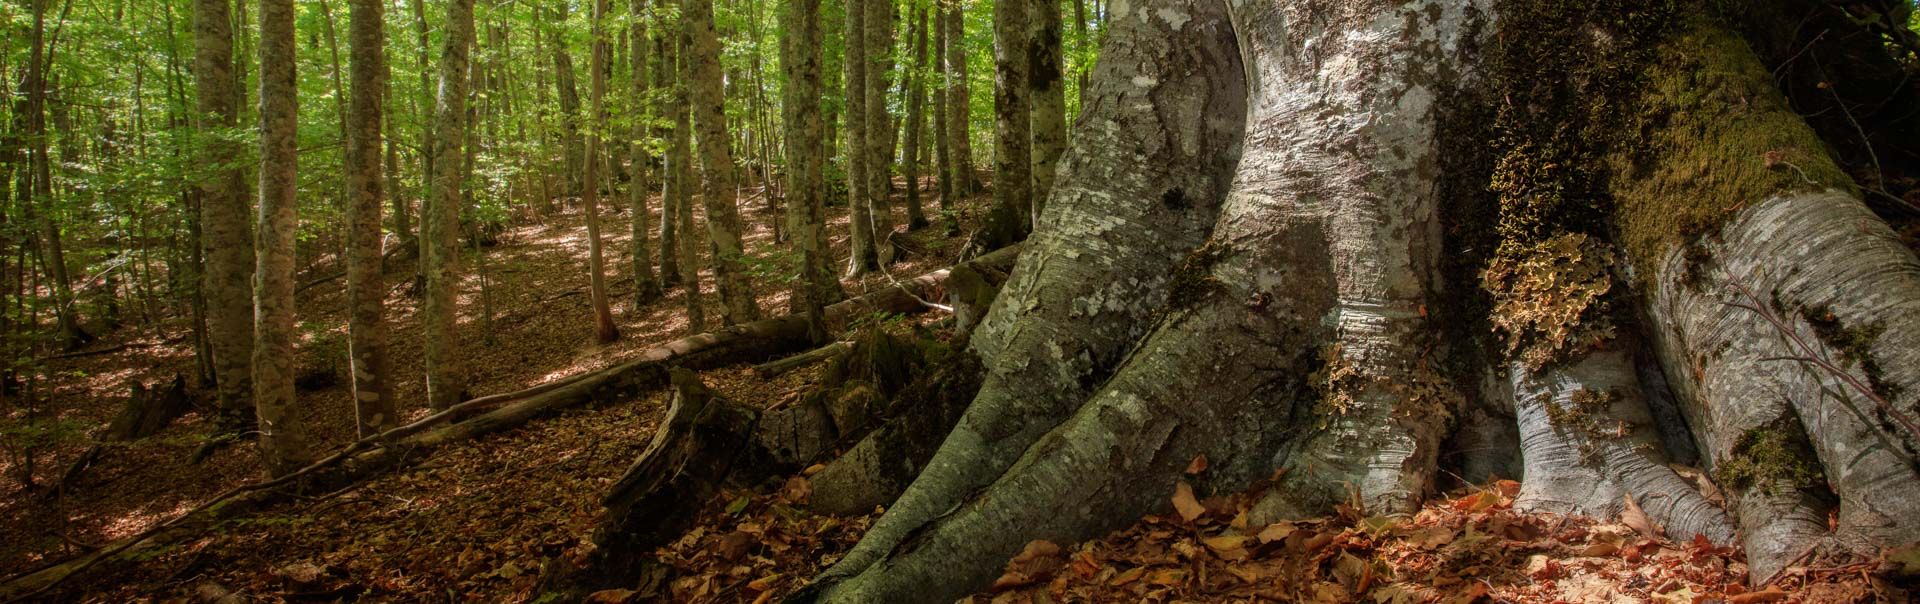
254 0 312 477
583 0 621 343
344 0 395 436
931 5 954 233
627 0 662 306
843 0 876 276
805 0 1248 597
192 0 256 429
863 0 897 263
1608 16 1920 581
943 4 978 196
424 0 476 410
667 23 705 333
652 30 681 288
685 0 762 325
780 0 841 340
979 0 1033 252
901 7 930 231
1028 0 1066 218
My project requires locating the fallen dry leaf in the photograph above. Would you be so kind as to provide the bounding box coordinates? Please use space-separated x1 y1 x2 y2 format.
1172 481 1206 523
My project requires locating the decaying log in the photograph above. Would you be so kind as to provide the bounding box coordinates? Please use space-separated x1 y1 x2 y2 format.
106 375 191 441
753 341 853 377
593 370 764 583
810 349 985 515
944 257 1009 337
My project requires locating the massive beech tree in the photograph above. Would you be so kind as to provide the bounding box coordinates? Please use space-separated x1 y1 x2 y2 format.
788 0 1920 600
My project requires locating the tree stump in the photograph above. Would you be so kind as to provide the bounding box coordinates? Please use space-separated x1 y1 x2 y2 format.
105 375 191 441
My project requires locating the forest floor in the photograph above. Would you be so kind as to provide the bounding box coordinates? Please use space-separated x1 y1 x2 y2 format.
0 180 1905 603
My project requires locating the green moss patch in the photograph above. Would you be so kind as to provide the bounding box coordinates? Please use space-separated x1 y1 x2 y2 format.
1715 413 1826 493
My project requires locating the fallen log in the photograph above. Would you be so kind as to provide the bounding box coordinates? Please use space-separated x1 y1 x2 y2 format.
0 245 1021 603
754 341 853 377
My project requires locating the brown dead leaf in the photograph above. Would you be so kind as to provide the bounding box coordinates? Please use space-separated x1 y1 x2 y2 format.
1257 521 1296 544
1727 587 1789 603
1620 494 1663 538
585 588 636 603
1109 566 1146 586
1172 481 1206 523
991 540 1065 591
1185 454 1209 475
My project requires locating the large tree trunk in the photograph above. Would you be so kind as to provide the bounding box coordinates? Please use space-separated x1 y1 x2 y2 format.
344 0 395 436
980 0 1032 251
424 0 476 410
254 0 312 477
192 0 256 430
685 0 762 326
804 1 1249 598
1608 16 1920 581
778 2 1920 601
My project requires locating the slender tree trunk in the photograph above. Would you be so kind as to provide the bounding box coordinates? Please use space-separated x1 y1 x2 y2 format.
581 0 621 343
944 3 978 196
1028 0 1065 217
932 6 955 234
192 0 255 429
779 0 840 339
253 0 312 478
628 0 661 305
552 3 586 198
344 0 395 436
685 0 760 325
843 0 875 276
901 7 930 231
653 31 681 288
667 24 705 332
21 0 87 351
863 0 896 262
988 0 1032 237
411 0 432 290
424 0 476 410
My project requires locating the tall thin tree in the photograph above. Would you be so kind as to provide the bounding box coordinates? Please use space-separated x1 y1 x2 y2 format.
582 0 621 342
344 0 394 435
628 0 661 305
423 0 477 410
844 0 876 275
192 0 256 429
254 0 312 477
1028 0 1065 217
685 0 761 324
781 0 841 339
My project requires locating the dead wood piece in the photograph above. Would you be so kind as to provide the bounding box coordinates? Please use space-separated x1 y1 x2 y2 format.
106 375 192 441
753 341 853 377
